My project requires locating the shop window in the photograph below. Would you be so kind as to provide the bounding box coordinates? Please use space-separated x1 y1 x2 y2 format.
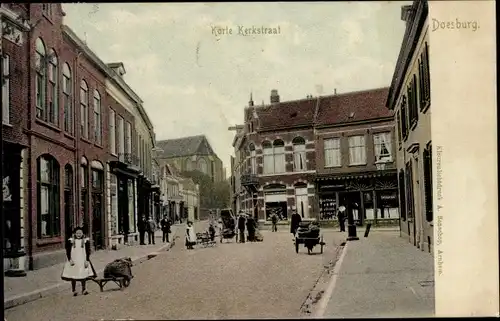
377 191 400 219
424 142 433 222
319 194 337 220
37 155 60 238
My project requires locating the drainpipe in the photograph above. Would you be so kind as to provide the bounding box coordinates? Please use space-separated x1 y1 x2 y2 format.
74 50 83 227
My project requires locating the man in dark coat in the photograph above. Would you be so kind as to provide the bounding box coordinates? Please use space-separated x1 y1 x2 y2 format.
160 215 172 243
237 212 246 243
290 210 302 236
338 206 346 232
246 216 256 241
137 215 147 245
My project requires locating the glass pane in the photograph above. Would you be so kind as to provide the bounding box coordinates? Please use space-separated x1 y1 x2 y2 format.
40 158 49 182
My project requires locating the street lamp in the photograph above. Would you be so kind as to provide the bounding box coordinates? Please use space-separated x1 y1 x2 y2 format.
346 203 359 241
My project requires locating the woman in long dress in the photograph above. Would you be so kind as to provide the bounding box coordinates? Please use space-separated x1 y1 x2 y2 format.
61 227 97 296
185 221 197 249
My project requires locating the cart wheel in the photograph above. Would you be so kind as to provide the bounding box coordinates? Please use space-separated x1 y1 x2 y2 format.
295 239 299 253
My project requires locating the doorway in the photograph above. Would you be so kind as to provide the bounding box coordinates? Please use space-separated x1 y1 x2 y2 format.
91 169 104 250
338 191 362 225
118 177 130 244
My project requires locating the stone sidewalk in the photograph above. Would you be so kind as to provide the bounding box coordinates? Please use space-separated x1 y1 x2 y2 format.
322 230 435 318
4 221 208 309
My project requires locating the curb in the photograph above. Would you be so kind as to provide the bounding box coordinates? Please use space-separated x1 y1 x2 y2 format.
4 227 182 310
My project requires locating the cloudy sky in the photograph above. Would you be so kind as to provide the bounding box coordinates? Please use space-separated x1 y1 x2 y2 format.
62 2 410 172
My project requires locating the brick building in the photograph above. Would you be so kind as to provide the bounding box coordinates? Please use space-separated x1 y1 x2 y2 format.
2 3 157 271
236 90 318 222
386 0 432 253
231 88 400 224
314 88 399 225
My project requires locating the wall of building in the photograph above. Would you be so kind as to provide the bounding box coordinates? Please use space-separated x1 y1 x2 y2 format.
393 19 432 253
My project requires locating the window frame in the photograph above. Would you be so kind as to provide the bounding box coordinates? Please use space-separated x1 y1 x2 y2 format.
35 38 47 120
292 137 307 172
80 80 89 139
348 135 367 165
47 49 58 125
272 139 285 174
62 63 73 134
373 132 393 163
324 137 341 168
93 90 102 144
109 108 116 155
37 155 60 239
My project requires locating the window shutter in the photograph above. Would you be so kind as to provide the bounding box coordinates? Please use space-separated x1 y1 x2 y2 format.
398 170 407 221
424 144 433 222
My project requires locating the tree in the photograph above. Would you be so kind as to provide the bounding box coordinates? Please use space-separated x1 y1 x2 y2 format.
180 170 230 209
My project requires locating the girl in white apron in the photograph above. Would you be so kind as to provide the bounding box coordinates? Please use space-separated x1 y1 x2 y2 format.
61 227 97 296
185 221 197 249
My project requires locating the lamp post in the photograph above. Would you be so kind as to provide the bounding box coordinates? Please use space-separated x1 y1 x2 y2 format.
346 203 359 241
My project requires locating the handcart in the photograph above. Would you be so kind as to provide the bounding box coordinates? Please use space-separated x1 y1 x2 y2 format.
219 208 237 243
294 221 325 255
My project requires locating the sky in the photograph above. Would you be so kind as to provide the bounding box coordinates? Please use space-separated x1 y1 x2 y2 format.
62 2 411 172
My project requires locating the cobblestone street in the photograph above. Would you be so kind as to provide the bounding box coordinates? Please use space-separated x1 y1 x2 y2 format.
5 229 346 320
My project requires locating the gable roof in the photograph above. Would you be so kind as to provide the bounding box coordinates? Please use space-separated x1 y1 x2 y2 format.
315 87 393 127
255 97 318 131
156 135 216 158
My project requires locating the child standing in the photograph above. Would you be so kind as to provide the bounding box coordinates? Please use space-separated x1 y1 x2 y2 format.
61 227 97 296
185 221 197 250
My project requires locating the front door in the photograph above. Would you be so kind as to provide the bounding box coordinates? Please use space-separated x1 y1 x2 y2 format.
118 178 129 243
64 190 73 239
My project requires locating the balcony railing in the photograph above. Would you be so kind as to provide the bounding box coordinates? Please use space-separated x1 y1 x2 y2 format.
118 153 140 167
241 173 259 186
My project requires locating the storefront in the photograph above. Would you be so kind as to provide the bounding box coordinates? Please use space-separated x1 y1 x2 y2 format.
316 172 399 225
263 184 288 220
109 159 139 244
3 142 26 276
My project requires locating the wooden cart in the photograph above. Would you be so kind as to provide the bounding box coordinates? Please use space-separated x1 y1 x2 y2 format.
294 235 325 255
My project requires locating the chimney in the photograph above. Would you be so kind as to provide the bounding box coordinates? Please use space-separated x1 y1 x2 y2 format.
270 89 280 103
334 88 337 95
401 5 413 22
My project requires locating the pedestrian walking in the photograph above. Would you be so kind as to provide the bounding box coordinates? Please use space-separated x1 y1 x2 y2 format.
290 210 302 236
160 215 172 243
147 217 156 245
338 206 346 232
137 215 147 245
237 211 246 243
185 221 197 249
61 226 97 296
271 213 278 232
246 215 257 241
